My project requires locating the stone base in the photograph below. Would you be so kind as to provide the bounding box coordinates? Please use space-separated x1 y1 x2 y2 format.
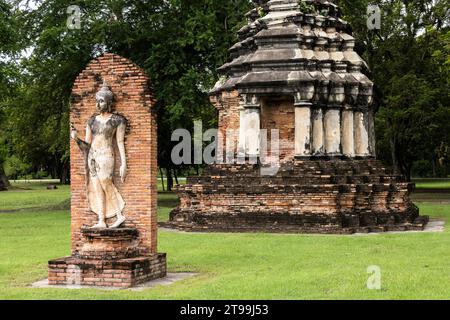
168 159 429 234
77 228 140 260
48 228 166 288
162 214 428 234
48 254 167 288
34 273 197 291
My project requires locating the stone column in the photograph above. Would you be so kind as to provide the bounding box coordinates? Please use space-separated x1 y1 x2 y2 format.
355 83 373 157
325 76 345 156
368 109 376 157
294 92 312 157
341 107 355 157
312 80 327 156
324 108 341 155
243 94 261 157
354 110 370 157
312 108 324 155
237 105 246 157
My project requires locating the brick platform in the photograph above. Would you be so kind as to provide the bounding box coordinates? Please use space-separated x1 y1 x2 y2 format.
49 228 167 288
48 255 167 288
166 159 429 234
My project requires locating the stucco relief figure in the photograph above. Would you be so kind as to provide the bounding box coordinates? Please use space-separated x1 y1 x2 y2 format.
71 82 128 229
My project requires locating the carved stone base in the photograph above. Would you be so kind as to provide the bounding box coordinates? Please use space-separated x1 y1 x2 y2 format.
166 160 429 234
78 228 140 260
48 228 166 288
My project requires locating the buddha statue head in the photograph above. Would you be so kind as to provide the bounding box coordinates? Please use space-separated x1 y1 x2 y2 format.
96 81 114 113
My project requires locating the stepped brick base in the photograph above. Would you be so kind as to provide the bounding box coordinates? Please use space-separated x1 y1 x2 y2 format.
165 159 429 234
48 228 166 288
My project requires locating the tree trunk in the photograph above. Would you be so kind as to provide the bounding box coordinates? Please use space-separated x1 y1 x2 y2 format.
432 156 436 177
390 134 400 174
0 164 10 191
174 169 179 185
405 164 412 182
50 165 57 179
159 167 165 191
60 161 70 185
166 167 173 192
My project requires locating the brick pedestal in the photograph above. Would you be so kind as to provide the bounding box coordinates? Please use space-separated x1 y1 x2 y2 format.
49 228 167 288
48 255 167 288
48 228 167 288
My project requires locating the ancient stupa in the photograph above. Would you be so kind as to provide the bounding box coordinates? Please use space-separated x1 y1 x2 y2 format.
168 0 429 233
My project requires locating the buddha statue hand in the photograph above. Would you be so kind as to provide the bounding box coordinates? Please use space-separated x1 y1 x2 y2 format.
120 163 127 183
70 122 78 140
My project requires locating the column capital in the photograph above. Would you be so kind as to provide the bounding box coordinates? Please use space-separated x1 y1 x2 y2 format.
342 104 353 111
242 94 261 109
294 92 313 107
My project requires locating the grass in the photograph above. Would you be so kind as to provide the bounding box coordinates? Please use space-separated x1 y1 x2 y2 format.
0 182 71 212
414 178 450 190
0 181 179 219
0 181 449 299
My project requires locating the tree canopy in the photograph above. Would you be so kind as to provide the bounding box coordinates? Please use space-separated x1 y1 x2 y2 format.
2 0 251 187
0 0 20 189
0 0 449 186
340 0 449 179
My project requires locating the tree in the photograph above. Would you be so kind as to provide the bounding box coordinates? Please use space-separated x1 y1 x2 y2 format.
0 0 20 190
5 0 251 186
339 0 450 179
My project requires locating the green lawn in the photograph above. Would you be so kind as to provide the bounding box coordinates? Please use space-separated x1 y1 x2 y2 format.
0 182 71 212
0 181 449 300
414 178 450 190
0 181 179 218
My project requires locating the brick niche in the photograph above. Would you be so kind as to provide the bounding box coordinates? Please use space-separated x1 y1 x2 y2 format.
48 53 166 288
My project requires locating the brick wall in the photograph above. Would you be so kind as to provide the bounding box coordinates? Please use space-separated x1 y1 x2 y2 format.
261 97 295 161
70 53 157 255
211 90 241 160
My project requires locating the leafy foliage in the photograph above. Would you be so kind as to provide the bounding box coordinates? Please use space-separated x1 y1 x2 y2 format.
2 0 251 185
0 0 449 183
339 0 450 179
0 0 21 188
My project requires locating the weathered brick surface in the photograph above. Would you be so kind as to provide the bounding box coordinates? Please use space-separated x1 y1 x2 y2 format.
48 53 166 287
166 85 429 234
48 254 167 288
69 53 158 255
261 97 295 161
212 90 241 157
76 228 140 260
167 159 429 234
